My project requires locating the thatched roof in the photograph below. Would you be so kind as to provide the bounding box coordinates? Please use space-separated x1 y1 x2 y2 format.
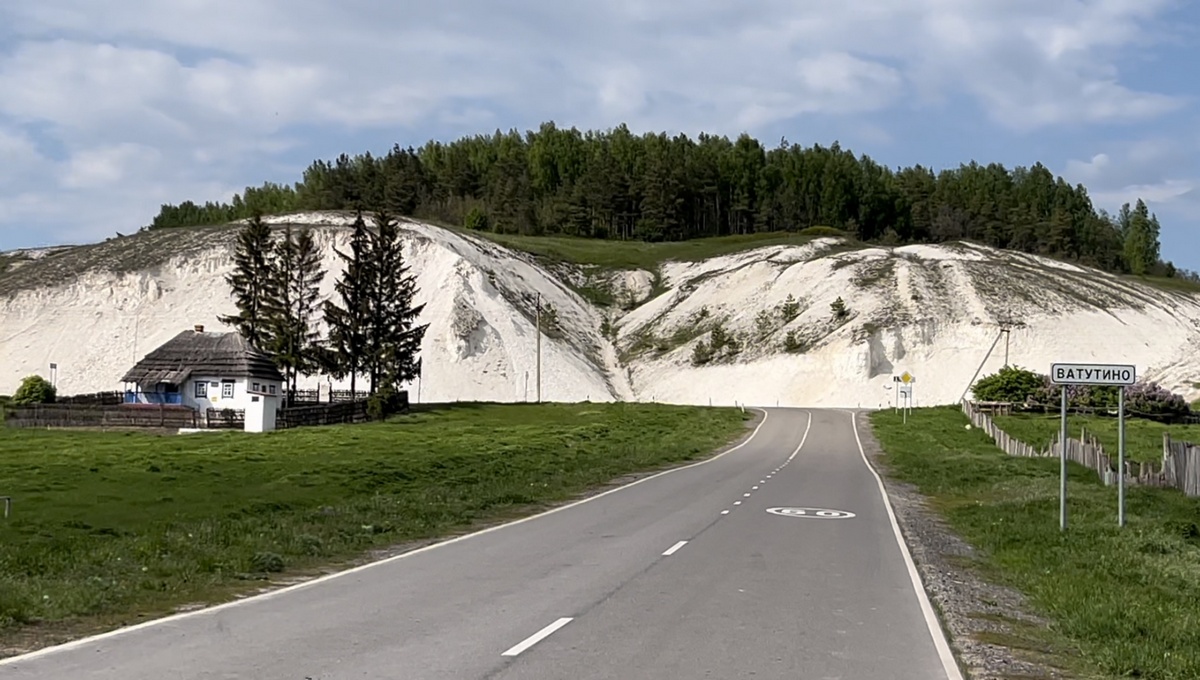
121 328 284 385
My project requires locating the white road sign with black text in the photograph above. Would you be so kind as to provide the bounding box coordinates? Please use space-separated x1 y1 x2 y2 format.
1050 363 1136 386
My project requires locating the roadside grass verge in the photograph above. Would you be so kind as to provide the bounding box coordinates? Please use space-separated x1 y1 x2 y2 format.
0 402 750 652
871 406 1200 679
994 412 1200 464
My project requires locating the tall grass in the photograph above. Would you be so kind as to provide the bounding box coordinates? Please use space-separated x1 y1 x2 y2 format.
872 406 1200 679
994 412 1200 464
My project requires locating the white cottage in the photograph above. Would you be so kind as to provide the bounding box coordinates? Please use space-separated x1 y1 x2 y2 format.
121 325 285 430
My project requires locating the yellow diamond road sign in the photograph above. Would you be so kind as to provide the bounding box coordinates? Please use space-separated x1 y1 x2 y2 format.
900 372 913 383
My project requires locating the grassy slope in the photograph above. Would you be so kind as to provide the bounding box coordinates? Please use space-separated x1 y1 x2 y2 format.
994 413 1200 464
442 225 849 270
0 402 750 651
872 406 1200 680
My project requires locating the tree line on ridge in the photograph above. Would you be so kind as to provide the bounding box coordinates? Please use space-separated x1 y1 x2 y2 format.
146 121 1190 280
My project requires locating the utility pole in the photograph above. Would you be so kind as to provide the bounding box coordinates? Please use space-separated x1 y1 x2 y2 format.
535 292 542 403
995 307 1025 369
1002 326 1011 367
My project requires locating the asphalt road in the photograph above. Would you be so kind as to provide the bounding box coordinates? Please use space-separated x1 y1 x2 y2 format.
1 408 961 679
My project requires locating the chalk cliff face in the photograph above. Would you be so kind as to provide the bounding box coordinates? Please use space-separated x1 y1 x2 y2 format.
3 211 1198 408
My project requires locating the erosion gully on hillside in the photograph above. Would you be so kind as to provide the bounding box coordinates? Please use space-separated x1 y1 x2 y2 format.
2 212 1200 407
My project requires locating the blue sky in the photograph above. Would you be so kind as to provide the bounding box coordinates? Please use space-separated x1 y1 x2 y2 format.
1 1 1197 270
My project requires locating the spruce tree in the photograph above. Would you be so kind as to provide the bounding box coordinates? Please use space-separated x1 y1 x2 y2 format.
264 226 325 399
218 213 276 347
364 209 427 394
1124 199 1161 275
322 210 373 396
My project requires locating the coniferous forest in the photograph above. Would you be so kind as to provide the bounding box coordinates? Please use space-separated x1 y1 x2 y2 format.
147 121 1190 279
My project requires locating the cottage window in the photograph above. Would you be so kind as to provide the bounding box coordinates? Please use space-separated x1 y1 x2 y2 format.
221 382 234 398
269 384 276 395
252 382 260 392
195 381 207 398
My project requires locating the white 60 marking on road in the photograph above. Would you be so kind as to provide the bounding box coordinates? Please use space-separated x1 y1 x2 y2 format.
765 507 856 519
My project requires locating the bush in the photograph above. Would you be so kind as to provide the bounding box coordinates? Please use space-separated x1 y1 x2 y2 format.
366 386 407 421
690 321 740 366
463 207 489 231
1023 374 1191 419
830 296 849 320
972 366 1044 403
778 294 800 323
249 552 285 573
1126 381 1191 419
782 330 804 353
11 374 55 405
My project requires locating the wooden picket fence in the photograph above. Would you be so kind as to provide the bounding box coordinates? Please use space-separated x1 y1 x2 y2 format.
4 403 199 429
961 400 1200 497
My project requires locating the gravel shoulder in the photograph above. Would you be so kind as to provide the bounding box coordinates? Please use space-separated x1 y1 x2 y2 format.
855 412 1071 680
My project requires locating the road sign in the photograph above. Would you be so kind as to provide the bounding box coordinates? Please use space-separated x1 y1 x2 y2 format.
1050 362 1136 532
898 384 912 399
1050 363 1135 386
765 507 856 519
900 371 914 383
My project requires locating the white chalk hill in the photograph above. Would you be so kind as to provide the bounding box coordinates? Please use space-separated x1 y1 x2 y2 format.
2 211 1198 407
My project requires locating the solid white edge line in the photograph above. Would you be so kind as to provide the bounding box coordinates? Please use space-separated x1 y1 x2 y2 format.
0 409 774 667
662 540 688 556
785 411 813 462
846 409 965 680
501 617 574 657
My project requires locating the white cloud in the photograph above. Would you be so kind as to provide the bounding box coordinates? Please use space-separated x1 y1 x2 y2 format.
0 0 1192 249
1062 135 1200 212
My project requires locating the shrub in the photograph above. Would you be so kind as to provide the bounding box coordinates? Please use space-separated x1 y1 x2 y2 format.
972 366 1044 403
249 551 285 573
366 385 406 421
1126 381 1191 419
782 330 804 353
463 207 489 231
779 294 800 323
691 321 740 366
830 297 849 320
755 309 775 338
11 374 55 405
1027 375 1191 419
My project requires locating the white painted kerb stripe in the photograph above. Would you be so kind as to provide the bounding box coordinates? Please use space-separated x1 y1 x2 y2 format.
502 617 573 657
662 540 688 556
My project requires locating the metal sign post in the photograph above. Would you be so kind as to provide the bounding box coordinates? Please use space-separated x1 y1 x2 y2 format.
1118 386 1126 527
1049 363 1136 531
896 372 915 423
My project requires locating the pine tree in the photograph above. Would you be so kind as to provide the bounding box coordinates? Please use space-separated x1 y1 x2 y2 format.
218 213 278 348
364 209 427 395
322 211 373 396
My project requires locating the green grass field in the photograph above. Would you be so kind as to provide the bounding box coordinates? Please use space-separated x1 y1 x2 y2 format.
993 412 1200 464
447 225 855 271
0 402 749 649
872 406 1200 679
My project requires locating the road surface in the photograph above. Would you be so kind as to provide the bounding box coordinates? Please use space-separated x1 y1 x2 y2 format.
1 408 961 679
